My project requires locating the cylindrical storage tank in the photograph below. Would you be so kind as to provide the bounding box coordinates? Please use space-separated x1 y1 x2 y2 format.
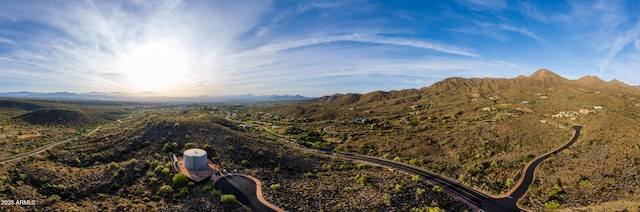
183 148 207 170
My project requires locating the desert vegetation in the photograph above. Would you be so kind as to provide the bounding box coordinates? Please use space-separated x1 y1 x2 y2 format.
249 70 640 210
0 103 469 211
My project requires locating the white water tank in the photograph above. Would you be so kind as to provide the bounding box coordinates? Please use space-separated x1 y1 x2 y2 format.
183 148 207 170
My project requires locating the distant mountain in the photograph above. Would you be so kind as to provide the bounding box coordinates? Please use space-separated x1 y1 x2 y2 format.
312 69 639 108
0 91 310 103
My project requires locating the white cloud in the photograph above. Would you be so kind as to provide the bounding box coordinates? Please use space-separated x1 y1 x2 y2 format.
232 34 479 59
598 20 640 75
455 0 508 11
467 21 542 41
499 24 543 41
517 2 548 22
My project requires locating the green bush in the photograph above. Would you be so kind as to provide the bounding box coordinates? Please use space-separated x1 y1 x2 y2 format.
395 184 403 192
160 185 173 194
409 158 423 166
270 183 281 190
411 175 422 182
506 178 515 188
172 173 189 186
432 185 443 193
184 142 195 148
210 189 222 197
162 168 171 175
343 186 353 193
350 173 368 184
544 200 561 210
382 193 392 206
108 161 119 169
221 194 237 205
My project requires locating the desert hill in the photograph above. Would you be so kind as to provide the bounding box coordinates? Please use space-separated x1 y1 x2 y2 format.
255 69 640 211
315 69 636 108
17 109 91 126
1 108 469 211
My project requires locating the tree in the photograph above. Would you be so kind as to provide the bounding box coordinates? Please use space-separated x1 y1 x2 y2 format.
172 173 189 186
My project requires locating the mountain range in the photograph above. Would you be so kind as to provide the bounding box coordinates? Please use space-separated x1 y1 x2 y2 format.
313 69 639 106
0 91 310 103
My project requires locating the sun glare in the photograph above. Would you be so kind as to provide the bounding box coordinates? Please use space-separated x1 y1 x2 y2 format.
117 42 190 92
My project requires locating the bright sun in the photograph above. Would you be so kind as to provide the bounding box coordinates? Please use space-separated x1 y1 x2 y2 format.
117 41 190 92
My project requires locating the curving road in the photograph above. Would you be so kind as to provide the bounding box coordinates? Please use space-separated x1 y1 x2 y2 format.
0 126 101 163
339 126 582 212
213 174 282 212
219 110 582 211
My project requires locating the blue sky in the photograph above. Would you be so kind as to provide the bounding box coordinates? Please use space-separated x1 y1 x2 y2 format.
1 0 640 97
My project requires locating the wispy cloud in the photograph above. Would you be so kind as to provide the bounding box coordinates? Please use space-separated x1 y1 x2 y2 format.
233 34 479 59
455 0 508 11
466 21 543 41
517 1 548 22
598 20 640 75
499 24 544 41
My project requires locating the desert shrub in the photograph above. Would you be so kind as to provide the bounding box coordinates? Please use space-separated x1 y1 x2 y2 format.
432 185 443 193
221 194 236 205
209 189 221 197
270 183 281 190
382 193 392 206
350 173 368 184
544 200 561 210
160 185 173 194
395 184 403 192
172 173 189 186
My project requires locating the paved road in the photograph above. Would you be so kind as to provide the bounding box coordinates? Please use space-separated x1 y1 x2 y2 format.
0 126 101 163
220 110 582 211
340 153 490 206
339 126 582 212
214 175 278 212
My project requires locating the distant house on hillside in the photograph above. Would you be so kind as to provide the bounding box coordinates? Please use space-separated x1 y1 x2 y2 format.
593 106 603 110
355 117 369 123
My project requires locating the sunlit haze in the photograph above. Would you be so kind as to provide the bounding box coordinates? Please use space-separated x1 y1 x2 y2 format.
1 0 639 97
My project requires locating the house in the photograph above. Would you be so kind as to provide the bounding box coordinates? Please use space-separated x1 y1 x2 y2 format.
593 106 603 110
355 117 369 123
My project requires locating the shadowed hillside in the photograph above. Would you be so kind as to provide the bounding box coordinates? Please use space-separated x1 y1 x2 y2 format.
17 109 91 126
0 108 470 211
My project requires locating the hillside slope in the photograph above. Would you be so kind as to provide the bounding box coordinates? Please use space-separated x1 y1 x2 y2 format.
256 69 640 210
0 108 469 211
